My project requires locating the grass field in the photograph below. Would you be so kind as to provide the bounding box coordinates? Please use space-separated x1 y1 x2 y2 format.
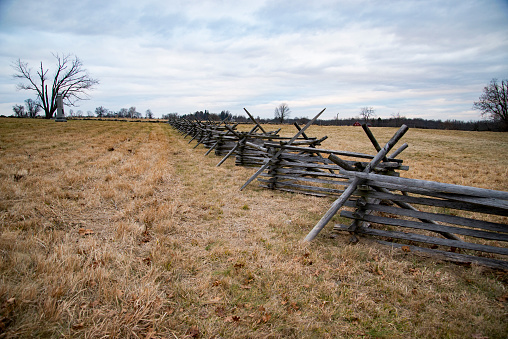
1 118 507 338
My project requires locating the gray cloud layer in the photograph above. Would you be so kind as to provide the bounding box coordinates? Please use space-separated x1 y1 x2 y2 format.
1 0 507 119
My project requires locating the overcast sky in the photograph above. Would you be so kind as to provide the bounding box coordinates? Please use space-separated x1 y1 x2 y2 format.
1 0 507 120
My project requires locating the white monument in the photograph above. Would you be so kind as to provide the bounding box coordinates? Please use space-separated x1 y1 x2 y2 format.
55 94 67 122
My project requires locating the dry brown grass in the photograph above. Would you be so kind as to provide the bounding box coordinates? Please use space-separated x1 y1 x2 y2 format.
1 118 507 338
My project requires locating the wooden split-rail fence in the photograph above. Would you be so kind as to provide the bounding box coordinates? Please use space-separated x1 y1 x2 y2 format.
168 109 508 269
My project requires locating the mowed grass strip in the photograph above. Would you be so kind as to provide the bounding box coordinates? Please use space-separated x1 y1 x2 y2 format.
0 118 507 338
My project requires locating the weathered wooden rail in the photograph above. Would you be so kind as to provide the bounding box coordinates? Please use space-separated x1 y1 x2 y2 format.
168 112 508 269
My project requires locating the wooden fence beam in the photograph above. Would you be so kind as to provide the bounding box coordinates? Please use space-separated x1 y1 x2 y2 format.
362 124 388 162
244 108 267 134
341 171 508 201
389 143 408 158
328 154 356 171
370 186 462 241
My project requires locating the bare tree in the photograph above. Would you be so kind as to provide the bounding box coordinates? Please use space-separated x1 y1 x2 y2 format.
360 107 375 124
473 79 508 131
391 111 405 127
128 106 137 119
24 98 41 118
95 106 108 117
274 103 291 123
145 109 154 119
118 108 128 118
12 104 25 117
12 53 99 119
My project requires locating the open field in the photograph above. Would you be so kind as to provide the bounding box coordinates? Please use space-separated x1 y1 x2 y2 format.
1 118 507 338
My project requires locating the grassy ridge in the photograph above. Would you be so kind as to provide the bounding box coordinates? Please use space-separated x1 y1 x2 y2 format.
0 118 507 338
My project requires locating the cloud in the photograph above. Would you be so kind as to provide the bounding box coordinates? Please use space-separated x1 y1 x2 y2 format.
1 0 507 119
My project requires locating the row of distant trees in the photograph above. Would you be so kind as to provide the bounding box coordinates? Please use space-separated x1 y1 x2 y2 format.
11 102 155 119
172 101 504 131
173 111 502 131
9 52 507 130
177 78 507 131
93 106 154 119
179 110 236 121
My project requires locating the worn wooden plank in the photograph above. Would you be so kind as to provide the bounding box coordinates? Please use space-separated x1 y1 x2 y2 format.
342 170 508 201
236 157 268 163
359 203 508 233
374 240 508 270
258 179 346 195
355 189 508 217
276 160 341 171
359 180 508 210
235 158 268 165
389 143 408 158
270 167 350 180
243 108 267 134
205 123 238 156
260 173 350 187
362 124 388 162
236 157 267 163
365 185 463 241
244 141 268 153
346 225 508 256
328 154 357 171
280 153 335 163
286 139 324 146
341 210 508 242
327 154 409 171
258 185 329 197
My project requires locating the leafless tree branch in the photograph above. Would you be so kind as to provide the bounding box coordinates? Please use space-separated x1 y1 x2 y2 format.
274 103 291 123
360 107 376 124
12 53 99 119
473 79 508 131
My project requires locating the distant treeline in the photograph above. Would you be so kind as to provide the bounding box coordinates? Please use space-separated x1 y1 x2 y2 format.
170 110 503 132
